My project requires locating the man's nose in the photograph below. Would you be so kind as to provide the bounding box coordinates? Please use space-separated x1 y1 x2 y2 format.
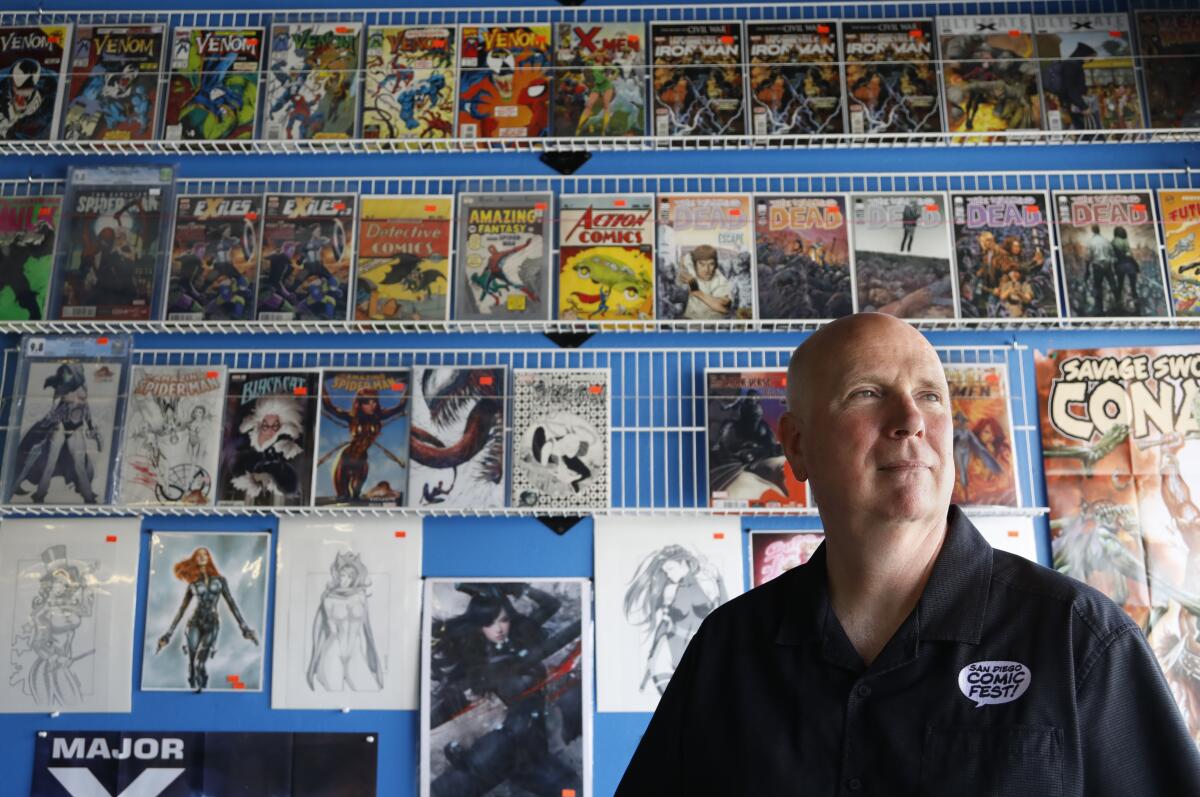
887 392 926 439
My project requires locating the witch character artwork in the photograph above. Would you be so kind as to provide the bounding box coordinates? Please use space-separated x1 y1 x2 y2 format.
306 551 382 692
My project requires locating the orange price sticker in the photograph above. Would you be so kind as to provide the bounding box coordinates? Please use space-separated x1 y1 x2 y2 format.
105 535 117 543
720 35 734 44
206 370 219 379
1007 530 1020 537
432 39 446 48
535 202 547 210
728 208 741 217
909 29 924 38
1025 205 1040 214
1008 29 1021 37
480 375 494 386
1109 30 1122 37
628 35 639 44
97 337 109 345
391 382 405 392
293 387 308 396
335 26 352 34
394 530 407 538
334 202 346 211
1133 204 1146 213
924 204 939 212
424 204 439 212
817 25 830 35
588 384 603 394
244 211 257 221
247 38 259 47
562 791 577 797
38 206 52 216
713 532 725 540
233 682 246 690
614 199 627 207
984 371 1000 384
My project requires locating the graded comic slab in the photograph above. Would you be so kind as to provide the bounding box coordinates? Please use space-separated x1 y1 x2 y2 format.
215 369 319 507
951 191 1057 319
748 529 825 588
0 24 71 141
650 22 746 137
510 369 609 509
1158 190 1200 317
162 27 264 141
594 516 743 712
354 196 452 321
457 25 552 139
0 195 58 321
60 24 167 141
558 193 654 321
264 22 363 140
363 26 456 140
1033 14 1142 131
141 530 269 692
754 194 853 319
553 22 646 137
0 518 139 713
1054 191 1169 318
408 365 506 509
705 368 805 509
938 15 1043 135
655 194 755 320
968 514 1038 563
454 192 550 321
945 362 1019 507
314 369 410 507
1135 11 1200 129
850 192 956 319
747 22 843 136
421 578 591 797
841 19 941 134
114 365 227 507
272 517 423 710
257 192 357 322
166 194 262 322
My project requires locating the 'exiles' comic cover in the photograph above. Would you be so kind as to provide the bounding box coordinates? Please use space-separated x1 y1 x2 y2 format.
951 192 1057 318
454 192 550 321
314 369 410 507
1159 190 1200 317
651 23 746 137
749 529 825 587
1054 191 1169 318
166 194 262 322
706 369 805 509
747 22 843 137
553 23 646 137
354 196 452 322
850 193 956 319
945 362 1018 507
842 19 941 134
0 196 58 321
257 193 356 322
457 25 552 139
363 26 456 140
510 369 609 509
0 25 71 141
1034 14 1143 131
656 194 754 321
265 23 362 140
216 369 319 506
558 194 654 321
1135 11 1200 129
754 194 853 319
60 24 166 141
938 15 1043 135
163 27 263 141
115 365 227 507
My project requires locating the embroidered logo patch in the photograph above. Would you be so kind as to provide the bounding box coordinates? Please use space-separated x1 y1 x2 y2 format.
957 660 1031 707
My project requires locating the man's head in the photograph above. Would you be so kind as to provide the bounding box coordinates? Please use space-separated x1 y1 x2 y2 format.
692 245 718 281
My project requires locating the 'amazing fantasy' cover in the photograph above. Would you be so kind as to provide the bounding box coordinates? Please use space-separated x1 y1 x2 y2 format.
1159 190 1200 316
747 22 843 137
754 195 853 319
166 194 262 322
938 15 1042 135
841 19 941 134
163 27 263 141
656 194 754 321
264 23 362 140
0 25 71 141
457 25 551 139
554 23 646 137
355 196 452 321
363 26 455 140
1034 14 1143 131
1135 11 1200 129
60 24 166 141
257 193 356 322
314 369 410 507
651 23 745 137
454 192 550 321
945 362 1018 507
0 196 58 320
558 194 654 321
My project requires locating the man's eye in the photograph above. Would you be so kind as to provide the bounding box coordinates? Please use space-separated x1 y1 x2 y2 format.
852 389 878 399
920 392 943 402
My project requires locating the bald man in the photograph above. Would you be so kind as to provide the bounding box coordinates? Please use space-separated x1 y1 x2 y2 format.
616 313 1200 796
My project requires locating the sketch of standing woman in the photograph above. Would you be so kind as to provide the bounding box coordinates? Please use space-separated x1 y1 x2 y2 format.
13 545 95 705
307 550 383 692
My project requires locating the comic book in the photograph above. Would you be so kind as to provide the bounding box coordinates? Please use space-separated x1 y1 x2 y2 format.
553 22 646 137
510 369 609 509
951 192 1057 319
354 196 452 321
257 193 357 322
841 20 941 134
0 196 58 320
363 26 455 140
453 192 550 321
457 25 552 139
754 194 853 319
938 15 1043 134
264 22 362 140
747 22 842 137
558 194 654 321
1054 191 1169 318
0 25 71 141
944 362 1019 507
705 369 805 508
650 22 746 137
114 365 227 507
1135 11 1200 129
215 369 319 507
850 193 956 319
166 194 262 322
60 24 166 141
162 27 263 141
748 530 825 587
1159 190 1200 316
1034 14 1142 131
655 194 755 321
314 369 410 507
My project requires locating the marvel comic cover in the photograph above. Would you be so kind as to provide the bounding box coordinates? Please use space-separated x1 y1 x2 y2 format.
748 22 843 136
749 529 825 587
969 514 1038 563
1135 11 1200 129
651 23 745 137
354 196 452 322
850 193 956 319
421 578 591 797
938 15 1042 134
0 196 58 321
0 25 71 141
754 194 853 319
457 25 552 139
1159 190 1200 316
951 192 1057 318
1034 14 1142 131
945 362 1019 507
166 194 262 322
115 365 227 507
705 368 805 508
163 28 262 140
264 23 362 140
558 194 654 321
363 26 455 140
257 193 356 322
842 20 941 134
60 24 166 141
215 369 319 507
314 369 410 507
408 365 506 509
553 23 646 137
1054 191 1169 318
656 194 754 320
454 192 549 321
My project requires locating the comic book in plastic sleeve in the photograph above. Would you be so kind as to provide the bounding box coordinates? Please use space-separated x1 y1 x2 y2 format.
453 192 550 321
1158 189 1200 317
944 362 1019 507
0 24 71 141
558 194 654 321
754 194 853 319
749 529 825 587
655 194 754 320
256 192 357 322
553 22 646 137
354 196 452 321
457 25 551 139
747 21 843 137
841 19 941 134
650 22 746 137
1134 11 1200 129
264 22 362 140
0 195 59 321
363 26 456 141
162 27 263 141
60 24 166 141
166 194 262 322
1033 14 1142 131
937 15 1043 135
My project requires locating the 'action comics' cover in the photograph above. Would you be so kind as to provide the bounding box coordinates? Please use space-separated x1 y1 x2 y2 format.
0 196 58 320
651 23 745 137
0 25 71 141
264 23 362 140
1159 190 1200 316
454 192 550 321
257 193 356 322
656 194 754 320
945 362 1018 507
61 24 165 141
1135 11 1200 129
938 15 1042 135
747 22 843 136
1034 14 1142 131
558 194 654 321
314 369 410 507
841 20 941 134
457 25 551 139
754 195 852 319
554 23 646 137
354 196 452 321
166 194 262 322
363 26 455 140
163 27 263 141
851 193 955 319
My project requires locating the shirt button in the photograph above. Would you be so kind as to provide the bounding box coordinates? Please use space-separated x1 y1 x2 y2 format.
855 683 872 699
846 777 863 792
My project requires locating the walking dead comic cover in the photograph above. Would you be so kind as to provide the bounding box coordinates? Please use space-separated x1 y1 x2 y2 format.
163 27 264 141
553 23 646 138
0 195 58 321
363 26 456 141
264 22 362 140
314 369 410 507
945 362 1019 507
938 15 1043 136
454 192 550 321
457 25 552 139
1135 11 1200 130
656 194 755 321
747 22 844 136
650 22 746 138
558 194 655 321
0 24 71 141
1033 14 1143 132
354 196 453 322
754 194 853 320
256 192 357 322
749 529 826 588
1159 189 1200 317
841 19 941 135
60 24 165 142
167 194 262 322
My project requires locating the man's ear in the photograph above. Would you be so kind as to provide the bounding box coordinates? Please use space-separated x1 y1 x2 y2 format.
779 411 808 483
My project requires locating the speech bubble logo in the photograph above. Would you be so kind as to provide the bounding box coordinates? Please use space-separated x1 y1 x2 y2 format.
957 660 1031 708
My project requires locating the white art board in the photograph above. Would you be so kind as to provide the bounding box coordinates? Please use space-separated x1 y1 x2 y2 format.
969 514 1041 564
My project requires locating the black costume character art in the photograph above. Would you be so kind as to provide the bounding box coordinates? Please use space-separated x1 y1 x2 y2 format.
12 363 102 503
708 388 789 500
229 394 306 505
0 214 53 319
